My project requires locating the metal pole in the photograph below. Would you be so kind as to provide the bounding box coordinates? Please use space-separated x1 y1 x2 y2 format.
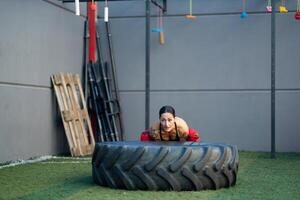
105 21 125 140
88 63 105 142
95 28 116 141
145 0 151 129
271 0 276 158
83 20 89 103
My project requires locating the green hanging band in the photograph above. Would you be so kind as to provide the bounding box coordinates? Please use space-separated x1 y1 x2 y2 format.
267 0 271 7
189 0 193 16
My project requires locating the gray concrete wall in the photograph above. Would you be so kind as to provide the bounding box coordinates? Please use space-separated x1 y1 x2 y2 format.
98 0 300 152
0 0 86 162
0 0 299 163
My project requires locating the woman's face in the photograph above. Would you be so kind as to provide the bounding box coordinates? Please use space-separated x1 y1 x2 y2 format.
160 112 175 132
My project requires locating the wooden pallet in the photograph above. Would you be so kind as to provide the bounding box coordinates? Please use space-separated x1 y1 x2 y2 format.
51 73 95 156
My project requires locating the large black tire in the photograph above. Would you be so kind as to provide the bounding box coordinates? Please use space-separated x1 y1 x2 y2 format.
92 141 239 191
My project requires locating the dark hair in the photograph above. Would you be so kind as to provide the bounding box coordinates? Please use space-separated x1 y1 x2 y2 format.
159 105 176 118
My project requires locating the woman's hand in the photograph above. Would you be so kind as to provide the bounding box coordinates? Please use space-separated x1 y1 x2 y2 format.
149 129 160 140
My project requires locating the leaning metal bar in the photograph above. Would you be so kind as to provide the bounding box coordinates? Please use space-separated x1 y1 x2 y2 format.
145 0 150 129
105 21 125 140
271 0 276 159
83 20 89 102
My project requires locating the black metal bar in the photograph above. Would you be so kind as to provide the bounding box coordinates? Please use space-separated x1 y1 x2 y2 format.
104 61 120 141
163 0 167 13
95 25 118 141
90 63 111 141
83 20 89 103
145 0 150 129
150 0 167 12
271 0 276 159
105 21 125 140
88 63 105 142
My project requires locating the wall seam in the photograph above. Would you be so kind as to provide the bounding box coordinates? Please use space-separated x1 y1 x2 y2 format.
0 82 51 90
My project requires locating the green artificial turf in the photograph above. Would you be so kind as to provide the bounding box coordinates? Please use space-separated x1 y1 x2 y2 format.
0 152 299 200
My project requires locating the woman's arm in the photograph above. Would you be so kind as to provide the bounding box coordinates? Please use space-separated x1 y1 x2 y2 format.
149 122 161 140
175 117 189 138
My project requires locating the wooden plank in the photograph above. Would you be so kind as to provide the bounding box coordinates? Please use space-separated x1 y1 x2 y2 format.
60 73 83 156
63 75 84 156
72 73 95 153
52 75 77 156
67 74 89 146
70 73 95 155
51 73 95 156
66 73 95 155
72 74 95 146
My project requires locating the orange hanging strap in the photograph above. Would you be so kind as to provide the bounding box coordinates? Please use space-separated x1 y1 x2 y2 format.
159 9 165 45
186 0 196 20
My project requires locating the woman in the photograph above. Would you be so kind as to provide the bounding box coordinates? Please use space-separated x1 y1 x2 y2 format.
140 105 200 142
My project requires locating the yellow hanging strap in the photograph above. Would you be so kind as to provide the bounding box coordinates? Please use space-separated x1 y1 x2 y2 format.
279 0 288 13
